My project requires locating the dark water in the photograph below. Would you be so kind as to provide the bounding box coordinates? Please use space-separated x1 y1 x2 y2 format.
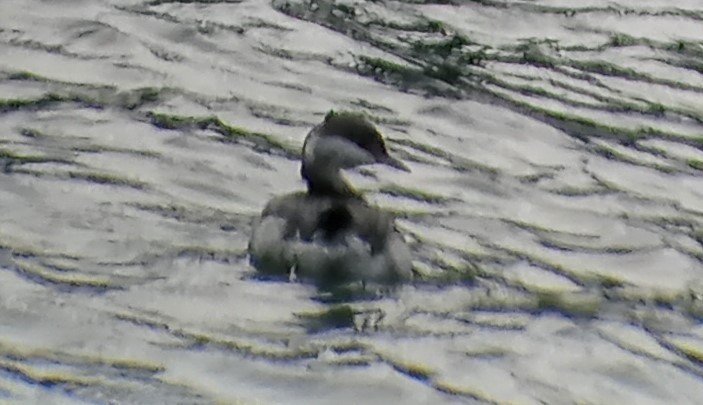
1 0 702 404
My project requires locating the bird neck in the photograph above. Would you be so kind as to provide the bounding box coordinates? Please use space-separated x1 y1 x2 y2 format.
301 160 361 198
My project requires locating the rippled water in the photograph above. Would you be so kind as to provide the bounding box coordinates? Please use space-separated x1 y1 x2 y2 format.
1 0 702 404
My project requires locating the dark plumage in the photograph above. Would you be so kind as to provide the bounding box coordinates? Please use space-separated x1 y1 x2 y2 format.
248 111 412 286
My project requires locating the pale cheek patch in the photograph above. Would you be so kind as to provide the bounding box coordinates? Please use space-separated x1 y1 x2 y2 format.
316 136 375 169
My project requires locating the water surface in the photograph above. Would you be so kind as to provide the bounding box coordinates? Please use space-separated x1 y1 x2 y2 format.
1 0 702 404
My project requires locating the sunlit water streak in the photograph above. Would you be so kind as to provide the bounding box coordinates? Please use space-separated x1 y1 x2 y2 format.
0 0 702 403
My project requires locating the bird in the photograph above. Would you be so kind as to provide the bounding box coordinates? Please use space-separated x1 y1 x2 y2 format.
248 110 413 288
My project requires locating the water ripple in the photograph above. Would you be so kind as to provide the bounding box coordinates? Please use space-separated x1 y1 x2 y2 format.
0 0 702 403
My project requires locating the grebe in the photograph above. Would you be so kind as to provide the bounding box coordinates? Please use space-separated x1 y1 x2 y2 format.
248 111 412 287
